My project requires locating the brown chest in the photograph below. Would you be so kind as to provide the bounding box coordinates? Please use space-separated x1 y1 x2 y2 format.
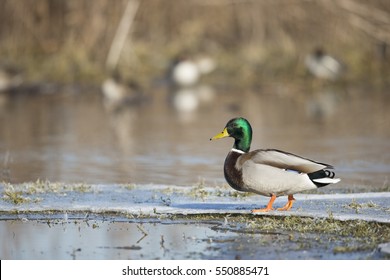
223 152 246 192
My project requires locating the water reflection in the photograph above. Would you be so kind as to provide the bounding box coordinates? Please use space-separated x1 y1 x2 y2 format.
0 86 389 191
0 218 382 260
0 220 211 259
305 88 340 121
170 85 216 123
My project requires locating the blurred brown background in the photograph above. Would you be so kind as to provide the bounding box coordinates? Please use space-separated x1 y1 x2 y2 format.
1 0 389 86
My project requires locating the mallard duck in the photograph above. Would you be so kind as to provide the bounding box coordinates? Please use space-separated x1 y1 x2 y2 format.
210 117 340 212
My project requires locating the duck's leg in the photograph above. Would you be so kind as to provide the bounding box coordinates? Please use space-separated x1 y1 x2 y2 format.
277 195 295 211
251 194 276 213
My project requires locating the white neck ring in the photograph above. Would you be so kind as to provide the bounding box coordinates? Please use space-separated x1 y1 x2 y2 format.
231 148 245 154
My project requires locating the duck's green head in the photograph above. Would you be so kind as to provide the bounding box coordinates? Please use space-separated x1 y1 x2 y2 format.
210 117 252 152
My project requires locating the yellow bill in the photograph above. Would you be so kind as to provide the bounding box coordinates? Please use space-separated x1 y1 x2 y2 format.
210 127 230 140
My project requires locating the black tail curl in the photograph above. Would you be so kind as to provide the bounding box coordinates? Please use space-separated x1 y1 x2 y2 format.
308 169 335 187
325 170 335 178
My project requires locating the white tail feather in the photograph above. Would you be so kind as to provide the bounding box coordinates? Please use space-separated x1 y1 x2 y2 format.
313 178 340 184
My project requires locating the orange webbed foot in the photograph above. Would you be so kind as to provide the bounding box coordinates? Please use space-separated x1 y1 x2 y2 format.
251 194 276 213
277 195 295 211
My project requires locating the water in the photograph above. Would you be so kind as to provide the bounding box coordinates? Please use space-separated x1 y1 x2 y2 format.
1 86 389 260
0 85 389 191
0 218 382 260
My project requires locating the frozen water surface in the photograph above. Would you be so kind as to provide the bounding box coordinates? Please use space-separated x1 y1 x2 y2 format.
1 184 389 223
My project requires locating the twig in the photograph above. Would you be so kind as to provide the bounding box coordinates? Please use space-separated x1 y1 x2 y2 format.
136 224 148 236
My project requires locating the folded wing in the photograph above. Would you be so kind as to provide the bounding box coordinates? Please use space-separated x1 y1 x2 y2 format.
244 149 331 173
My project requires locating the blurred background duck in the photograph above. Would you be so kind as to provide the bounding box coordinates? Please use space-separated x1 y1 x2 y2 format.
168 54 216 88
101 72 147 112
304 48 344 81
0 64 23 92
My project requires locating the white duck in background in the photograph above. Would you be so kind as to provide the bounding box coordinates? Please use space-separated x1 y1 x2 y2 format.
172 59 200 87
169 55 216 88
168 55 216 114
305 48 344 81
